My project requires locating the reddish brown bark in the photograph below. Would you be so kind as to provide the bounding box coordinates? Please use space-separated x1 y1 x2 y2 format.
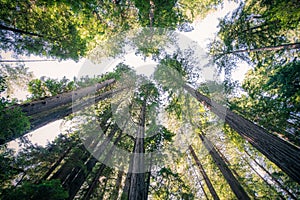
189 145 220 200
1 79 120 144
128 98 147 200
83 129 123 200
184 84 300 184
198 133 250 200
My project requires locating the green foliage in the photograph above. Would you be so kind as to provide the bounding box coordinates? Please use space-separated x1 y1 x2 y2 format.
28 79 46 99
0 0 221 61
145 125 175 152
2 180 68 200
0 1 88 60
0 77 30 144
178 0 222 21
0 146 20 191
230 60 300 145
28 76 75 99
2 1 298 198
27 63 132 99
0 105 31 144
133 0 184 29
0 64 34 97
0 76 7 93
151 167 195 199
210 0 300 76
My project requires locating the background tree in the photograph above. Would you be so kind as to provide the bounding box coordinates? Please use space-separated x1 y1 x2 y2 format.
230 60 300 145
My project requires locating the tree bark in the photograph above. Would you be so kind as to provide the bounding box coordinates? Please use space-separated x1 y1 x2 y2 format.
197 133 250 200
92 125 119 159
111 169 124 200
184 84 300 184
83 164 106 200
244 150 298 200
67 156 98 200
61 152 91 188
50 145 88 182
122 157 133 199
1 79 121 144
83 129 123 200
144 154 152 200
40 142 74 181
189 145 220 200
243 157 285 200
29 84 121 130
19 79 115 116
128 98 147 200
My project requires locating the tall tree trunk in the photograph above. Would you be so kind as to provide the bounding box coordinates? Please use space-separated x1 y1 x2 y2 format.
40 142 74 181
1 79 120 144
111 169 124 200
92 125 118 158
20 78 115 116
83 129 123 200
128 98 147 200
67 156 98 200
244 150 298 200
187 156 209 200
213 143 244 182
28 85 120 131
61 152 91 188
144 154 153 200
197 133 250 200
243 157 285 199
199 178 209 200
122 157 133 199
189 145 220 200
83 164 106 200
184 84 300 184
50 145 88 182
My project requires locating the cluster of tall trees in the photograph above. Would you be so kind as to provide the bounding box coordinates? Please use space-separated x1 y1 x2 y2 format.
0 0 299 199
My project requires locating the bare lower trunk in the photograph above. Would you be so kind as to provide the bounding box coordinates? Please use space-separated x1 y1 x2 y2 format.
128 99 147 200
20 79 115 116
184 84 300 184
244 150 298 200
189 145 220 200
83 164 106 200
198 133 250 200
1 83 121 144
83 130 123 200
144 154 153 200
50 145 88 182
122 157 133 199
67 156 98 200
243 158 285 199
111 169 124 200
41 143 74 181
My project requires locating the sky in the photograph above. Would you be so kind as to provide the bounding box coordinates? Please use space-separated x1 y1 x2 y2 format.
5 0 251 150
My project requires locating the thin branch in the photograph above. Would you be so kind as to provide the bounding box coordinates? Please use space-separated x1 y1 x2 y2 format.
0 59 56 63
